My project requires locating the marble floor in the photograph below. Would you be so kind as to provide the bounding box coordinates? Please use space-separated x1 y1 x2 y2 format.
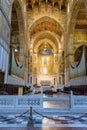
0 93 87 129
0 127 87 130
0 112 87 128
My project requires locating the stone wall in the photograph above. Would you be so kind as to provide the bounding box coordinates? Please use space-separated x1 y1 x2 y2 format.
0 0 10 83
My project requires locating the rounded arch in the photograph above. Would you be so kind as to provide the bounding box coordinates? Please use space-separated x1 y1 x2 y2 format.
34 38 57 53
74 45 87 65
67 0 87 56
68 0 87 35
29 16 63 30
29 16 64 37
11 0 24 13
32 31 59 47
11 0 25 32
9 0 25 78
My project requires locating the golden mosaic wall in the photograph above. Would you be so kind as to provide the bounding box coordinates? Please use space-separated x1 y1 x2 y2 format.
74 32 87 43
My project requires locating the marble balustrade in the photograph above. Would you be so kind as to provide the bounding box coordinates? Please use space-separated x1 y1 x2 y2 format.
0 95 43 110
70 91 87 108
0 93 87 113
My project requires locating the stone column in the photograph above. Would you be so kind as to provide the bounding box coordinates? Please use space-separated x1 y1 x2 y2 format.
68 35 74 64
28 39 33 85
65 34 74 86
19 30 28 85
52 1 54 14
4 52 9 83
0 46 3 70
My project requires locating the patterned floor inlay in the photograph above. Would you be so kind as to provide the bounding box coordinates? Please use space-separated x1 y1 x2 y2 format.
0 113 87 127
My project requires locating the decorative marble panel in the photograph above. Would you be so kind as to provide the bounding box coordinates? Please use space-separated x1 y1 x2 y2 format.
0 96 43 109
73 96 87 107
0 97 14 107
16 96 42 108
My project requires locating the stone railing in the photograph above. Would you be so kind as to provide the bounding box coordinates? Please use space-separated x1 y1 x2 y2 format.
70 91 87 109
0 92 87 113
0 95 43 113
43 97 69 102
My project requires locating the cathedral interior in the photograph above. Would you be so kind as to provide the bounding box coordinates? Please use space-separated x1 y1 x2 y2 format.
0 0 87 95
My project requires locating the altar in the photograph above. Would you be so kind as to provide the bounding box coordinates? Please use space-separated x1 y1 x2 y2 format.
40 80 50 86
